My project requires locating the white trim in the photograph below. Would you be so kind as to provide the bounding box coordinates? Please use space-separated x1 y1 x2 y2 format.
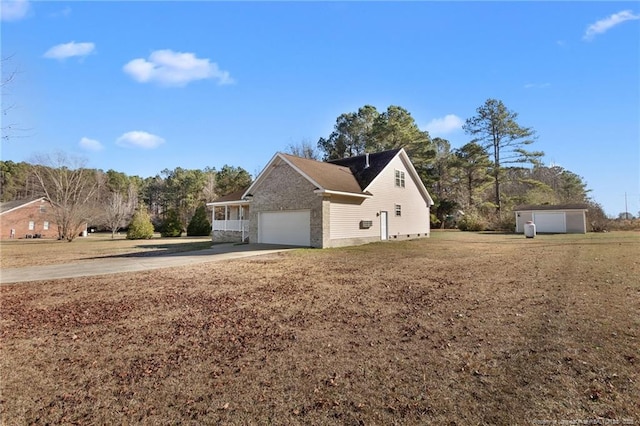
363 149 434 206
241 152 283 199
313 189 372 198
206 200 251 207
277 154 324 190
0 197 47 216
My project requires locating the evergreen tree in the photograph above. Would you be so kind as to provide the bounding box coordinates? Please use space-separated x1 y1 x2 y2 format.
187 204 211 236
126 207 154 240
161 209 183 237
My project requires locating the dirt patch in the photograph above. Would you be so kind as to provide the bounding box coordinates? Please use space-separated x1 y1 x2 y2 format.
1 231 638 424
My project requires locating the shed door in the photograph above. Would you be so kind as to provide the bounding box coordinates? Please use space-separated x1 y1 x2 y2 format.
259 210 311 246
533 212 566 233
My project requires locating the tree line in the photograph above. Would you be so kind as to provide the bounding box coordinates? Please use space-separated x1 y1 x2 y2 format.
0 98 607 240
0 153 251 240
308 99 597 230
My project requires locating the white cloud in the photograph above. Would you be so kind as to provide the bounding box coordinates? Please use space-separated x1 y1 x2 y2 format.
1 0 30 22
424 114 463 135
43 41 95 60
583 10 640 41
123 49 234 87
116 131 165 149
79 137 104 152
524 82 551 89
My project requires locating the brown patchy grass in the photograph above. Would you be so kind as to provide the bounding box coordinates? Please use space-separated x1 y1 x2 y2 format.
1 231 638 425
0 233 213 268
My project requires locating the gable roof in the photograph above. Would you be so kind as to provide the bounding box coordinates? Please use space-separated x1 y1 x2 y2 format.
243 148 433 205
0 197 46 215
279 154 363 194
328 149 401 191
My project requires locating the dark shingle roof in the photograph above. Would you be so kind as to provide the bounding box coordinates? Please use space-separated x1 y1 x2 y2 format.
0 197 45 214
514 204 589 211
328 149 401 191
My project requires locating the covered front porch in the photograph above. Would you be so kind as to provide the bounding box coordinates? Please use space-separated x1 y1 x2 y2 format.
206 190 251 243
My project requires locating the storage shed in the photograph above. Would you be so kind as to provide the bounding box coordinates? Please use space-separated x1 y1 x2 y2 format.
514 204 589 234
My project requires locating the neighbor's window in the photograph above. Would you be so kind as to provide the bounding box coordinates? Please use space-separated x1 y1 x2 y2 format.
395 204 402 217
28 221 35 230
43 221 49 230
395 170 405 188
40 205 47 213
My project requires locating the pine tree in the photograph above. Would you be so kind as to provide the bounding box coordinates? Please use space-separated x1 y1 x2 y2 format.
161 209 183 237
187 204 211 236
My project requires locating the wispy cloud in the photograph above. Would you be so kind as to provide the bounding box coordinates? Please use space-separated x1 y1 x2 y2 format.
1 0 30 22
583 10 640 41
123 49 234 87
43 41 95 60
424 114 463 135
49 6 71 18
524 82 551 89
79 137 104 152
116 131 165 149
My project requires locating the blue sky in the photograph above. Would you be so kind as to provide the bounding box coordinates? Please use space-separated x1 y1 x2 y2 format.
1 1 639 216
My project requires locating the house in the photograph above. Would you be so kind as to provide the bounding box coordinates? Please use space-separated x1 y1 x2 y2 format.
0 197 58 239
514 204 589 234
207 148 434 248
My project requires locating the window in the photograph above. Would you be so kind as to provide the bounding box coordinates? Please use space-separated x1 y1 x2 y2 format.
28 221 35 230
395 204 402 217
40 206 47 213
395 170 405 187
43 221 49 230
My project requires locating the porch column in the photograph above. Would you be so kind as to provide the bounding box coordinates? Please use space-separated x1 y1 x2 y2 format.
224 205 228 231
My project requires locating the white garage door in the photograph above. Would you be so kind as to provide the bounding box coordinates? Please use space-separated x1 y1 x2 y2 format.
259 210 311 246
533 212 566 233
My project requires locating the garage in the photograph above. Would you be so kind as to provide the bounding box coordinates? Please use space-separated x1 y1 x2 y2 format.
258 210 311 246
514 204 589 234
532 212 566 233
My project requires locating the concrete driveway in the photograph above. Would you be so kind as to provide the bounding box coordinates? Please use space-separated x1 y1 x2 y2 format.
0 243 297 285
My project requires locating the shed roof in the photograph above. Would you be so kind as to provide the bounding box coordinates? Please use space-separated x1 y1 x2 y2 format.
514 204 589 211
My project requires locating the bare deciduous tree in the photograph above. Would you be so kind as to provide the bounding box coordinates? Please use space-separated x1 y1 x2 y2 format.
103 183 138 238
31 151 99 241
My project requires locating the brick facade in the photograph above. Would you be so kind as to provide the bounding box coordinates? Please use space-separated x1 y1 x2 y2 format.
248 161 325 248
0 198 59 239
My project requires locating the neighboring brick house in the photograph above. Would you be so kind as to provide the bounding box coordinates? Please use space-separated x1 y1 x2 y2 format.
207 148 434 248
0 197 59 239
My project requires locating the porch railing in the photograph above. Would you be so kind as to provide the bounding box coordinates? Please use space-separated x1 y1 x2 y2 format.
212 220 248 232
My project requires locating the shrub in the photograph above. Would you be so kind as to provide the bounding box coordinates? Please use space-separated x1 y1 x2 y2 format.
586 201 609 232
126 208 154 240
457 212 487 232
161 209 183 237
187 205 212 236
487 214 517 232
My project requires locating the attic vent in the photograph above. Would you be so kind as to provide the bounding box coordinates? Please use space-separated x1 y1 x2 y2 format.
360 220 373 229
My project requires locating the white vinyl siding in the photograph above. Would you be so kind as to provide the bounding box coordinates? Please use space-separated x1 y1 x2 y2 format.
329 155 429 240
